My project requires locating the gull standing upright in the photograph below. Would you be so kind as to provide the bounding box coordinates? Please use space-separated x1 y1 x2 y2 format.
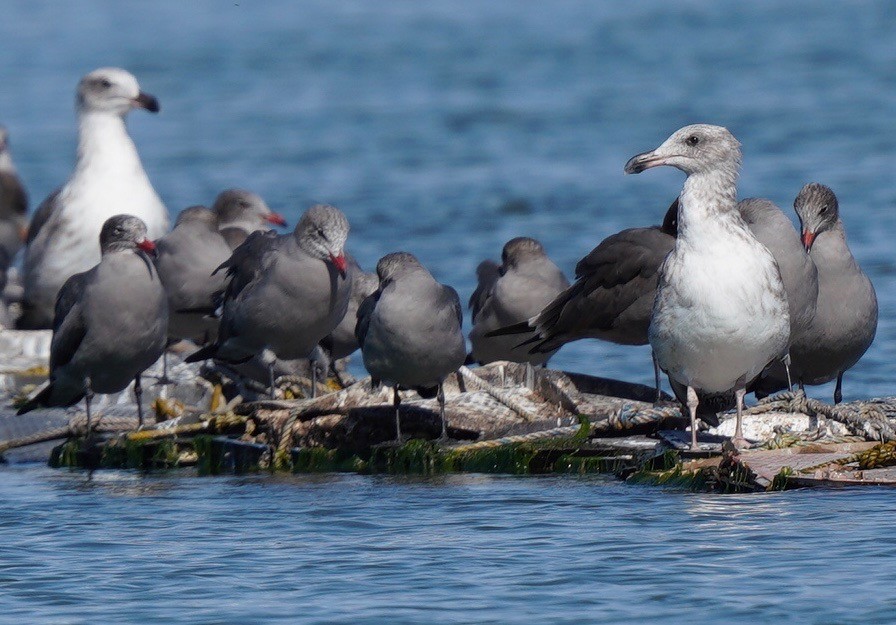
468 237 569 370
625 125 790 449
17 215 168 430
356 252 467 441
20 68 168 329
789 183 878 403
185 204 352 397
213 189 287 250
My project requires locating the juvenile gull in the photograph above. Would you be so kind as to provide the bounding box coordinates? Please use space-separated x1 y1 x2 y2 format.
186 204 352 397
17 215 168 429
20 68 168 329
0 126 28 294
154 206 232 344
468 237 569 368
356 252 467 441
788 183 878 403
213 188 286 250
625 124 790 449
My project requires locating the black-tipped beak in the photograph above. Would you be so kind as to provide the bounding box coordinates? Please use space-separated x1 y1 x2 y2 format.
624 150 667 175
133 91 160 113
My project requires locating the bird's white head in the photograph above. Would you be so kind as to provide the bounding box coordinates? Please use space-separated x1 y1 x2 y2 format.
77 67 160 116
624 124 742 177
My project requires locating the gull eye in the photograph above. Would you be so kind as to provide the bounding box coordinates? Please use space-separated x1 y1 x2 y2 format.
317 228 328 241
100 78 112 89
686 135 700 147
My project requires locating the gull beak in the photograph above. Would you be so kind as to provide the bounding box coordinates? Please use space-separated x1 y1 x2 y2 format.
801 230 817 252
133 91 160 113
329 252 347 278
138 238 158 257
624 149 669 174
264 212 287 227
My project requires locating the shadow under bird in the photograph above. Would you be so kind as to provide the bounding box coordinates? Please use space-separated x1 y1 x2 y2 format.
185 204 352 397
785 183 877 403
17 215 169 429
213 188 287 250
0 125 28 296
20 67 168 329
625 124 791 450
356 252 467 441
468 237 569 369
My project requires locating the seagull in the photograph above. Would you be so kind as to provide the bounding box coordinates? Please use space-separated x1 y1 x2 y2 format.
154 206 232 345
212 188 287 249
468 237 569 368
356 252 467 441
20 67 168 329
625 124 790 449
185 204 352 398
789 183 878 403
17 215 168 430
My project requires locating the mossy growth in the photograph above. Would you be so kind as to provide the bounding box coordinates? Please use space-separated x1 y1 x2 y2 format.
770 466 794 491
291 447 367 473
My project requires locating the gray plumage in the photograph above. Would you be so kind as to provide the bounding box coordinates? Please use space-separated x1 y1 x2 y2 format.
154 206 232 343
186 204 352 365
319 255 378 362
356 252 466 440
504 202 677 354
20 68 168 329
213 188 286 250
18 215 168 420
626 124 790 448
790 183 878 402
468 237 569 365
0 126 28 294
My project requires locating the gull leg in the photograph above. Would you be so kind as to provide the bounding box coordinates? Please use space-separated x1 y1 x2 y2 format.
732 385 749 449
84 376 94 438
783 354 793 391
834 373 843 404
393 387 402 443
134 374 145 429
525 362 535 391
156 350 174 387
260 349 277 400
652 352 662 403
309 358 317 399
438 382 448 441
686 386 699 450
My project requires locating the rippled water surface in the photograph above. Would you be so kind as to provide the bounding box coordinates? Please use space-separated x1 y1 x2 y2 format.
2 1 896 622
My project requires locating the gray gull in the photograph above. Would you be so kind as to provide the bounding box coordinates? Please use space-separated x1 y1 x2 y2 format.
185 204 352 398
213 188 286 250
356 252 466 441
17 215 169 430
0 125 28 295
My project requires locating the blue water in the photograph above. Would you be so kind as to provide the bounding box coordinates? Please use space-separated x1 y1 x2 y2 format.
2 1 896 622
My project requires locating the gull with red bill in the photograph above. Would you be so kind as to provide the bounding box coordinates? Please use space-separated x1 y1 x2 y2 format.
17 215 169 431
625 124 791 450
19 67 169 329
186 204 353 398
787 183 878 403
212 188 288 250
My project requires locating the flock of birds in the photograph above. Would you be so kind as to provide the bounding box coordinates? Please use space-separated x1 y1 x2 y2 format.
0 67 879 449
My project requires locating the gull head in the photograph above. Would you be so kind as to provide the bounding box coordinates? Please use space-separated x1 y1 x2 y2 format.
501 237 547 271
77 67 160 116
213 189 287 231
794 183 840 252
174 205 219 231
624 124 742 177
375 252 425 285
99 214 156 256
295 204 350 277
